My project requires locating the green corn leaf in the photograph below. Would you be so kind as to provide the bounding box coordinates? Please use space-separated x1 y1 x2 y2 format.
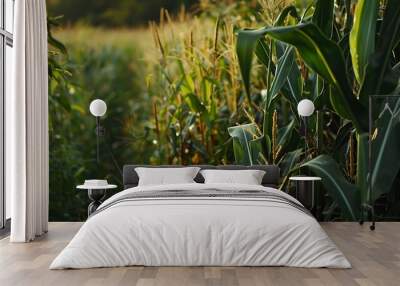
274 5 300 26
232 138 246 164
370 99 400 202
282 56 303 107
311 73 324 103
228 123 263 166
360 0 400 100
265 46 295 108
236 22 368 131
236 31 259 105
349 0 378 84
333 121 353 153
302 155 360 220
249 136 264 165
255 39 275 72
278 148 302 190
312 0 334 38
264 133 272 159
237 5 299 105
277 119 295 149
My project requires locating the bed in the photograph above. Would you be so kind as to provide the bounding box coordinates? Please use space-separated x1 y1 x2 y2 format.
50 165 350 269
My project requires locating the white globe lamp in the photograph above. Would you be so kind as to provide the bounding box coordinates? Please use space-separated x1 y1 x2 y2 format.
89 99 107 163
297 99 315 159
90 99 107 117
297 99 315 117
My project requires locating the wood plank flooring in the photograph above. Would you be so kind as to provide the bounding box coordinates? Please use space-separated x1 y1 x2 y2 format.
0 222 399 286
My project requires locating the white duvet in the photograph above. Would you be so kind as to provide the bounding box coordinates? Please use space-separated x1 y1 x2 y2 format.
50 183 351 269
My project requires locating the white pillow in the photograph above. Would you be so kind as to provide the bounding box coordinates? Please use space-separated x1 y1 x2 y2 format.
135 167 201 186
200 169 266 185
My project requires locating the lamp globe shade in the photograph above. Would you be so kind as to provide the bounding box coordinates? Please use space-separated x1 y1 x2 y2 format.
297 99 315 117
89 99 107 117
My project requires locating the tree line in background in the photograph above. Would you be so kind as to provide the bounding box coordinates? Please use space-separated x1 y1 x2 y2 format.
48 0 400 222
47 0 199 27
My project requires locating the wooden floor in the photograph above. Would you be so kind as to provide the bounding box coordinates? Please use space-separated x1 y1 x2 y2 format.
0 222 399 286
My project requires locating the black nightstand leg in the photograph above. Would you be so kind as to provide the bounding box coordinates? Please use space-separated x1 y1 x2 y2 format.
311 182 315 211
292 180 322 220
87 189 107 216
310 182 321 219
88 201 102 217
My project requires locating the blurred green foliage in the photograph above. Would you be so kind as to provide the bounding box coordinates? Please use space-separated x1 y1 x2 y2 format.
48 25 156 221
47 0 198 27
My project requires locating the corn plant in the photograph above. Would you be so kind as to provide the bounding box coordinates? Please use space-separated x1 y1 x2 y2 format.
235 0 400 220
146 5 263 165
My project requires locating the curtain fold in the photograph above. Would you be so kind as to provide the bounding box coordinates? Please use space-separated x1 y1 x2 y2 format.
9 0 49 242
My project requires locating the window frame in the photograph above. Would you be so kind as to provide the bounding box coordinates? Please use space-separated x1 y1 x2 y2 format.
0 0 14 230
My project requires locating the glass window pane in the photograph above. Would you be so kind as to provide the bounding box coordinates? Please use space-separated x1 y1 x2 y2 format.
5 0 14 33
0 0 3 30
5 44 13 219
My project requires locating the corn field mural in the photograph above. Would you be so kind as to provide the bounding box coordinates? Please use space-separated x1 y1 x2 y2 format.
48 0 400 221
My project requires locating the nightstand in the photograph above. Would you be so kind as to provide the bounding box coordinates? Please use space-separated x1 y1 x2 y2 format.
289 176 322 219
77 183 117 216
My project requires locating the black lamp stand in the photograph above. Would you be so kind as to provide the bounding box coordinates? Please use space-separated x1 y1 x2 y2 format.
303 116 308 159
95 116 105 163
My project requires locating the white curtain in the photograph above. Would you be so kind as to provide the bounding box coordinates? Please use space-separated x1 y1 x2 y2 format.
8 0 49 242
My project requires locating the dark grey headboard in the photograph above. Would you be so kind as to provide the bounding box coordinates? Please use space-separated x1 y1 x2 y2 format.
123 165 280 189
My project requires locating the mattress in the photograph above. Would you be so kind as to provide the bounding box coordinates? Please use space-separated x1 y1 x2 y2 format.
50 183 351 269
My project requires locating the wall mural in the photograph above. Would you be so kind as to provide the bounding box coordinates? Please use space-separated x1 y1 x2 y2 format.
47 0 400 221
